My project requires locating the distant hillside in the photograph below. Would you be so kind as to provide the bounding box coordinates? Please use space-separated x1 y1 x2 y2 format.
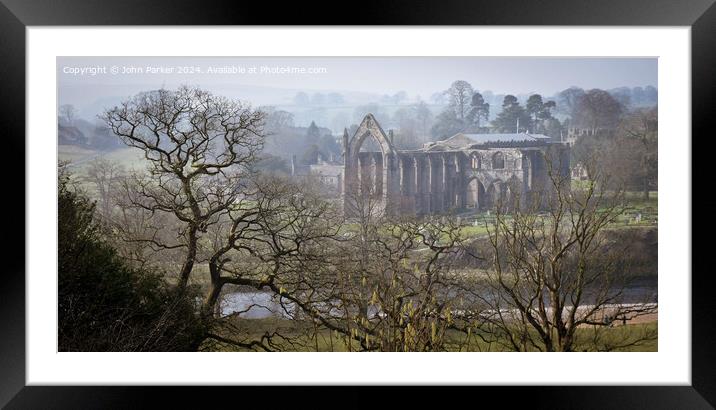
57 118 123 151
58 126 87 146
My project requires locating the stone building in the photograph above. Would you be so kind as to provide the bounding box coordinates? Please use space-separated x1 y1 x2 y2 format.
309 157 343 192
342 114 571 217
564 127 612 146
291 154 344 193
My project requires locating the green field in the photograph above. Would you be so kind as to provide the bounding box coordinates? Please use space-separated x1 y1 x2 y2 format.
59 145 147 173
208 317 657 352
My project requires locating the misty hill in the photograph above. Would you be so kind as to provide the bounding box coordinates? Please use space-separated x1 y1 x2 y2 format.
58 118 123 151
58 126 87 146
59 83 387 123
57 83 657 168
59 82 656 135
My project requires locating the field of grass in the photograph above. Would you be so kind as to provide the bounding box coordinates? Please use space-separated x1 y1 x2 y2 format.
59 145 148 195
455 195 657 240
447 321 657 352
458 224 490 237
57 145 99 163
208 317 657 352
59 145 147 174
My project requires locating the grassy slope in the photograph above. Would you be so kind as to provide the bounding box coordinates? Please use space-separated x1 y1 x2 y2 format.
59 145 147 173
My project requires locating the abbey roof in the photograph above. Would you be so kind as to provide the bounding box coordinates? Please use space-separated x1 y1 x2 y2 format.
422 132 552 151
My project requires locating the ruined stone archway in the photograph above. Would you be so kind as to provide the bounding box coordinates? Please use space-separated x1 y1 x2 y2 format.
343 114 399 216
505 175 522 212
339 115 570 217
465 177 486 209
347 114 397 161
485 180 506 210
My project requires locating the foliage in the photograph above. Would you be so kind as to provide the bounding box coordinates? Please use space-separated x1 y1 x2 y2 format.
300 144 321 165
466 92 490 132
253 154 290 175
572 106 657 196
305 121 321 145
431 109 465 139
525 94 557 135
491 95 532 133
58 164 206 351
571 89 625 130
73 86 658 353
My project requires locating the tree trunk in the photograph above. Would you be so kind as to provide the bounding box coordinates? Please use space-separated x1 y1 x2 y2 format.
203 281 223 319
177 226 198 293
202 261 225 318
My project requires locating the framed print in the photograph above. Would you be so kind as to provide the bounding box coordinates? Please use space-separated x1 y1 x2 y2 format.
1 0 714 407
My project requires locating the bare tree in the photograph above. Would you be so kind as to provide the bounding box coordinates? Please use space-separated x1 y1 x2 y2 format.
253 180 475 352
618 106 658 199
99 86 656 353
59 104 78 126
572 89 624 132
571 106 657 198
205 175 478 352
102 87 352 350
102 86 266 293
85 158 124 223
413 101 434 140
445 80 474 121
475 158 656 351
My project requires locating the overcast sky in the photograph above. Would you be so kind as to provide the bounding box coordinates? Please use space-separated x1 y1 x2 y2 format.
58 56 657 116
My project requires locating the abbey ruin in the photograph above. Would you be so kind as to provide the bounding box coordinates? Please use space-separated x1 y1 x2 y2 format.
342 114 571 216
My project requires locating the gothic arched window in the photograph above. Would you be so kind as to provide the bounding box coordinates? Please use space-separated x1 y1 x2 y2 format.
471 153 481 170
522 154 532 189
492 152 505 169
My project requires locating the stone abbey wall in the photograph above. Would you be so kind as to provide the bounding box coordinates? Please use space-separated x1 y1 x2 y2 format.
342 115 570 217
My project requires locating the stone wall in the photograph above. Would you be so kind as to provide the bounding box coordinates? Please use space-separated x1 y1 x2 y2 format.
343 116 570 217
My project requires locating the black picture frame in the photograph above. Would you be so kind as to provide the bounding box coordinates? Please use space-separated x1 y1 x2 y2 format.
1 0 712 407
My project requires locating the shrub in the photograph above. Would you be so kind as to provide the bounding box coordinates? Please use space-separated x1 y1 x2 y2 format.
58 167 206 351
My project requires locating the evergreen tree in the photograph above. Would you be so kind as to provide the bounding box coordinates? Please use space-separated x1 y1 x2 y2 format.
491 95 531 133
466 92 490 132
526 94 557 133
306 121 321 145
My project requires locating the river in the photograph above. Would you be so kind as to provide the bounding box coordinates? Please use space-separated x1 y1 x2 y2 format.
220 277 657 319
